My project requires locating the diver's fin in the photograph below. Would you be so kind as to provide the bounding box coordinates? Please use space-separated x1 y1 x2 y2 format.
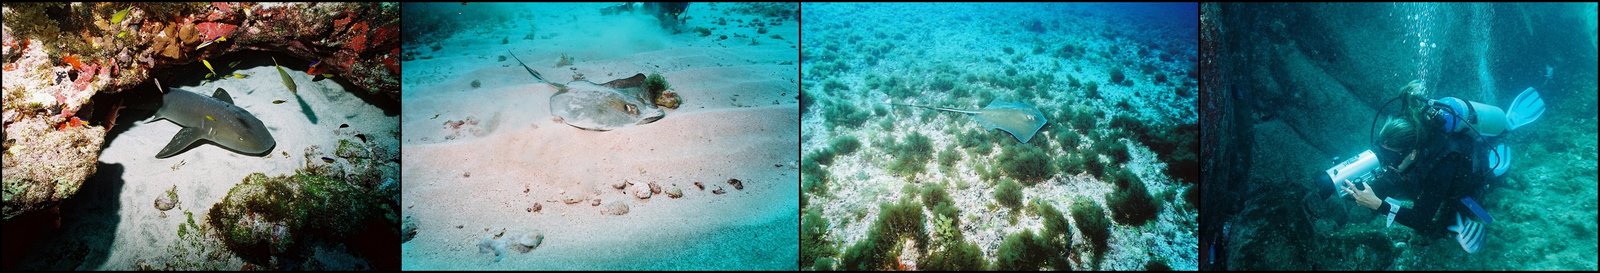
212 88 233 104
156 127 204 158
1447 213 1486 254
1505 87 1545 131
1488 144 1510 177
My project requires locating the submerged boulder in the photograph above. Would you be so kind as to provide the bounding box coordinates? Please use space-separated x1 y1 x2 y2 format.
206 172 391 262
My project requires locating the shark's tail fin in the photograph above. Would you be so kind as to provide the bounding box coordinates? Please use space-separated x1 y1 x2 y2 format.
507 50 546 83
1506 87 1545 131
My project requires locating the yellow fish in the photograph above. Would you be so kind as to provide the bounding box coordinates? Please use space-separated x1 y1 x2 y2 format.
232 73 248 79
111 6 133 25
272 57 298 94
202 59 217 78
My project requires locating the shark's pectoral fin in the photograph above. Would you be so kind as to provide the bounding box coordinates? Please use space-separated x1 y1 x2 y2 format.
212 88 234 104
156 127 205 158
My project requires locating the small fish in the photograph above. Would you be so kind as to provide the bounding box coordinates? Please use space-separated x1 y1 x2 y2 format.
431 114 440 119
339 123 350 128
272 57 298 94
155 77 165 93
228 60 241 68
202 59 216 77
321 73 334 78
321 157 335 163
111 6 133 25
271 99 286 104
205 115 215 121
117 31 128 38
231 73 247 79
57 116 86 131
195 36 226 50
306 59 321 75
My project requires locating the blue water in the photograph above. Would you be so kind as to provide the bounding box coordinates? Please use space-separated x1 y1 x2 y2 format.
1200 2 1598 270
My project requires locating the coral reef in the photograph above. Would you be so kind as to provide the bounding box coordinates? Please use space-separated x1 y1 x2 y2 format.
3 2 400 219
1 116 107 220
205 170 396 266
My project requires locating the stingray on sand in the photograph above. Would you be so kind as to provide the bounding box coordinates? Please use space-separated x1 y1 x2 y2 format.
892 100 1048 143
509 50 664 131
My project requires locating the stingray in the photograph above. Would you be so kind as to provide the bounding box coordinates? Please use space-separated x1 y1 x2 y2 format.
892 100 1048 143
509 51 664 131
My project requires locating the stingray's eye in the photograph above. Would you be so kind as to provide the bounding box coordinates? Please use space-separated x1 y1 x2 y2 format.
238 137 245 141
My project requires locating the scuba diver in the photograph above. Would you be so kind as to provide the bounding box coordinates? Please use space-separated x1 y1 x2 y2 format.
1320 78 1545 254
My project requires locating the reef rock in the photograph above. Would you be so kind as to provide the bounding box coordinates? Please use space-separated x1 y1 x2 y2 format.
401 216 418 243
509 230 544 253
648 181 662 194
633 187 653 199
600 201 629 216
206 172 391 262
666 187 683 199
2 2 401 220
154 185 179 211
727 178 744 190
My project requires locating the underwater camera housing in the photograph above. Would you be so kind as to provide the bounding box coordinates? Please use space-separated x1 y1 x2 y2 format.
1318 150 1381 198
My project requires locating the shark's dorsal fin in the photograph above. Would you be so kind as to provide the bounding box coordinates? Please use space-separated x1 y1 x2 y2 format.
156 127 204 158
603 73 648 89
212 88 234 104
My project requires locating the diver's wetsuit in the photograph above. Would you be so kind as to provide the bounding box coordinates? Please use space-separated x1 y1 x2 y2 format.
1373 128 1490 236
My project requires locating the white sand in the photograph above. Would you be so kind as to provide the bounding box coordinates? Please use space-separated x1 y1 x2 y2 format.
400 3 799 270
84 63 400 269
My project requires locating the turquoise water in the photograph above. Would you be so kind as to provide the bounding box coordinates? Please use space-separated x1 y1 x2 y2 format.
1200 2 1598 270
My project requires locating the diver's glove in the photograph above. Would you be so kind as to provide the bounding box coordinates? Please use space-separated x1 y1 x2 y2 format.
1447 213 1486 253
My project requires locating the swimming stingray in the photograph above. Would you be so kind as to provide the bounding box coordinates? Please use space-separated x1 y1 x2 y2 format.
892 100 1048 143
149 87 276 158
508 50 663 131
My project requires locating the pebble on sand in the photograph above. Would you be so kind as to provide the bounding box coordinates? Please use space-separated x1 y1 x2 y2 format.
601 201 630 215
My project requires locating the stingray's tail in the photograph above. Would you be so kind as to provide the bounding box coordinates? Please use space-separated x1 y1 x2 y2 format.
888 103 980 114
507 50 546 83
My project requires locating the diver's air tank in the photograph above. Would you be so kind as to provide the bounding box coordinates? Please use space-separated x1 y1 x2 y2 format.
1435 97 1510 137
1318 150 1381 198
